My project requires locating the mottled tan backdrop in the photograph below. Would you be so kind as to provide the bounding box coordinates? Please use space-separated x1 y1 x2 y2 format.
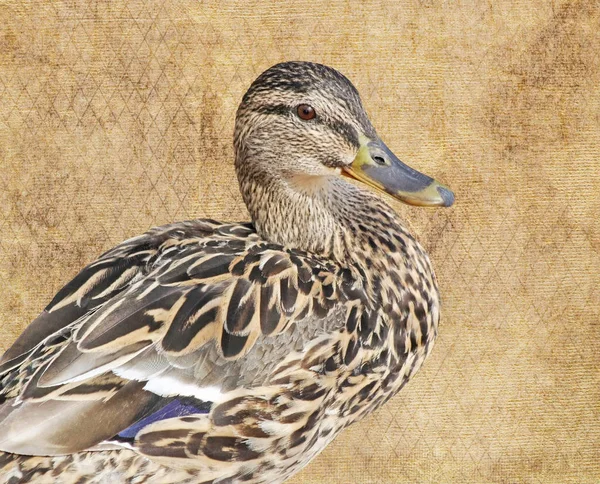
1 1 599 482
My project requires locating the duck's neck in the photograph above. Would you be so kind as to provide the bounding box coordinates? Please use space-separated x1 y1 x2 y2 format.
236 152 416 270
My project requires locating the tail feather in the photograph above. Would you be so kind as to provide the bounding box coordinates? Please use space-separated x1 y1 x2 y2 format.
0 450 201 484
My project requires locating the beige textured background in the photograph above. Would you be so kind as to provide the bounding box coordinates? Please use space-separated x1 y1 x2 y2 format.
1 1 599 482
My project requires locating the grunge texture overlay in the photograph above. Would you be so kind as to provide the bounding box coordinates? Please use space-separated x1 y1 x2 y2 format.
0 1 599 483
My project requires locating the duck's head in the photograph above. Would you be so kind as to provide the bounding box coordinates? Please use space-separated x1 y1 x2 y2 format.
234 61 454 209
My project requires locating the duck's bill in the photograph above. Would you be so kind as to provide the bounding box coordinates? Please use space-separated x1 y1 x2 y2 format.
342 137 454 207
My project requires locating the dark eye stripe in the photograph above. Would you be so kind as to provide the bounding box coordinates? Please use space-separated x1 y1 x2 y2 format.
253 104 359 149
329 120 360 149
253 104 291 116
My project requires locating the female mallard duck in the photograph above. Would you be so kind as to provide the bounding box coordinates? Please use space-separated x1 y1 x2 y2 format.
0 61 453 483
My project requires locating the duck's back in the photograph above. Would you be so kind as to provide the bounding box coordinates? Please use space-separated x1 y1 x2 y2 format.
0 218 387 483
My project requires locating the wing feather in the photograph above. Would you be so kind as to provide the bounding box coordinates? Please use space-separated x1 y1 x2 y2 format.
0 219 366 464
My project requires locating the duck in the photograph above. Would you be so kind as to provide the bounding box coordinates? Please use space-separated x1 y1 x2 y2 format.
0 61 454 484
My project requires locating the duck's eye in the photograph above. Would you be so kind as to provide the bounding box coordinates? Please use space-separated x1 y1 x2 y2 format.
297 104 316 121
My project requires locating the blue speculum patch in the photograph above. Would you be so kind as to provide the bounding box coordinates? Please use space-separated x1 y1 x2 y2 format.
118 399 209 439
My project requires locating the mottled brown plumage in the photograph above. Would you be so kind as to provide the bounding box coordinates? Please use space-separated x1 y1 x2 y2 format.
0 62 453 483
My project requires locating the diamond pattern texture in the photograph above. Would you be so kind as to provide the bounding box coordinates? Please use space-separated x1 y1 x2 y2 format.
0 1 599 483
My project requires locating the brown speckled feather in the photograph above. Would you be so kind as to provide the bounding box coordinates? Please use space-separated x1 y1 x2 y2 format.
0 220 355 444
0 215 437 482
